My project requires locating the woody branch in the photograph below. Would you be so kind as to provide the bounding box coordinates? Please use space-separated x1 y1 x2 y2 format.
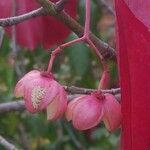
0 86 120 113
0 135 17 150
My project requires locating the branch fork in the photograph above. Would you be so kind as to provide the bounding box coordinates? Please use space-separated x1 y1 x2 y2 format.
47 0 109 91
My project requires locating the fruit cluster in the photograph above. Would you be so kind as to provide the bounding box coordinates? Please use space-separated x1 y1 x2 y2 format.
15 70 121 132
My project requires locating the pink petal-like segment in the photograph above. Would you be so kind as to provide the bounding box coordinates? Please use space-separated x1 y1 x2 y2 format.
66 96 86 121
99 70 110 89
40 80 62 110
47 86 67 120
0 0 78 49
46 95 60 120
14 81 25 98
14 70 40 98
103 94 122 132
72 95 104 130
53 86 67 119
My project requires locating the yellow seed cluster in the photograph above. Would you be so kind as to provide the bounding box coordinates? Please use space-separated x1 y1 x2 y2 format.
31 86 46 109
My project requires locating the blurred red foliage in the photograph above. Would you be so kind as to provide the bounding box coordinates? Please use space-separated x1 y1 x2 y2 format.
0 0 78 50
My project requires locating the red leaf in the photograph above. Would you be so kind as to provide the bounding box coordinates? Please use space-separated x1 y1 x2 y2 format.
115 0 150 149
0 0 78 50
124 0 150 28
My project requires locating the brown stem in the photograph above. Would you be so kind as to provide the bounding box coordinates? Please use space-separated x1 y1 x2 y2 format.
37 0 116 61
0 87 120 113
47 37 84 73
0 135 17 150
97 0 115 15
55 0 69 12
18 124 31 150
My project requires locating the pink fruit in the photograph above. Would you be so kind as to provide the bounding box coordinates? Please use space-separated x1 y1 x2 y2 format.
66 94 104 130
15 70 67 120
66 93 122 131
103 94 122 132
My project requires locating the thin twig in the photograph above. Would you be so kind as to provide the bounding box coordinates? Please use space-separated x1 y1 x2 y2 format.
11 0 17 57
11 0 26 79
0 135 17 150
0 101 25 113
0 7 46 27
97 0 115 15
64 86 120 95
0 27 4 48
63 123 86 150
47 37 84 72
0 94 121 113
0 87 120 113
18 124 31 150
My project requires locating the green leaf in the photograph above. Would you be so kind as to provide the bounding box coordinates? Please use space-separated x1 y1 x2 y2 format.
66 33 90 76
